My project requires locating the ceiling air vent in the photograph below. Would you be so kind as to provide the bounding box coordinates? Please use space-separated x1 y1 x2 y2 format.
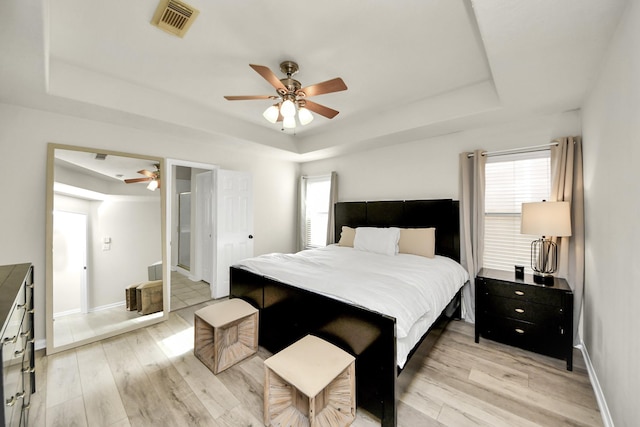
151 0 200 38
95 153 107 160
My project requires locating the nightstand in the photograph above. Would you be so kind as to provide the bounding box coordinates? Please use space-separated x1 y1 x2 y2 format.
475 268 574 370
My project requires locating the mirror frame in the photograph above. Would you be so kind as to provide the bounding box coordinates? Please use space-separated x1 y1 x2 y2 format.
45 143 168 354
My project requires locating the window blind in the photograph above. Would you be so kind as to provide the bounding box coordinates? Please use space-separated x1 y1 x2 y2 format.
484 151 551 273
303 175 331 248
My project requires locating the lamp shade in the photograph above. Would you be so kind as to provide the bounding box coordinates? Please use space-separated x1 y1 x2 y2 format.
282 116 296 129
298 107 314 125
262 105 279 123
521 201 572 237
280 99 296 118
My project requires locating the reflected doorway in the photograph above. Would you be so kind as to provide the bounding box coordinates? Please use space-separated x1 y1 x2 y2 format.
177 191 191 270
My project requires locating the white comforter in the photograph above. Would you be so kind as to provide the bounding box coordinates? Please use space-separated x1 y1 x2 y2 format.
235 245 469 341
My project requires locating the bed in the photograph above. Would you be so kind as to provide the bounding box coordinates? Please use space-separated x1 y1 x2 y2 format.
230 199 468 427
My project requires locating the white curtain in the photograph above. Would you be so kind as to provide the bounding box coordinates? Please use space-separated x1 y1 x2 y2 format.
550 136 584 345
298 176 307 252
459 149 486 323
326 171 338 245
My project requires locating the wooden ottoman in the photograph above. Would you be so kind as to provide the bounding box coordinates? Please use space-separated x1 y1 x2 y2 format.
194 298 259 374
136 280 163 315
125 282 141 311
264 335 356 427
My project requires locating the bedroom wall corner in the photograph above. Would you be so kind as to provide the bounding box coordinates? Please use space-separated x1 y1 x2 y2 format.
581 0 640 424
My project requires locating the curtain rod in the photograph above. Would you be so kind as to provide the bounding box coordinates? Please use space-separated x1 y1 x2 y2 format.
467 142 559 158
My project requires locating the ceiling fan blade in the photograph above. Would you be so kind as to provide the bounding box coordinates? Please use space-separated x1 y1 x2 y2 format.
124 177 152 184
298 78 347 98
138 169 156 178
249 64 286 92
304 100 339 119
224 95 278 101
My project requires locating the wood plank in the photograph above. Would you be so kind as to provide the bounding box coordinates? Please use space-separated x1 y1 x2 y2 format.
45 350 82 408
101 334 180 426
75 342 128 427
45 396 87 427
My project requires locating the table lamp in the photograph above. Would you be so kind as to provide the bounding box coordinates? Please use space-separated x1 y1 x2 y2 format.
520 201 572 285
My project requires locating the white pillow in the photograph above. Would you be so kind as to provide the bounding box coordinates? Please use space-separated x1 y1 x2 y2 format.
354 227 400 256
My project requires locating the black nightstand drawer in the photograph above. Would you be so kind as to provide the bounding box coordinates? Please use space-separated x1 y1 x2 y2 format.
482 296 563 326
482 316 566 359
482 280 563 307
475 268 574 370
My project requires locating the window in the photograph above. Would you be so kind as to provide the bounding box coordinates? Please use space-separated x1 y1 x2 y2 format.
483 151 551 273
302 175 331 248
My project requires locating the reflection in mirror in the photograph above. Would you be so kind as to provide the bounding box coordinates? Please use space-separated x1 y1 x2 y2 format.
168 163 215 311
46 144 166 354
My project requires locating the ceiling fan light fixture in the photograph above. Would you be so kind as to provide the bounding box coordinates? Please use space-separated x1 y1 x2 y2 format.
280 99 296 118
298 107 314 125
147 180 159 191
283 116 296 129
263 104 279 123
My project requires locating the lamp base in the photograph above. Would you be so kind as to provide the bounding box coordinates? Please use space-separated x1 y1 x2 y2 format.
533 273 555 286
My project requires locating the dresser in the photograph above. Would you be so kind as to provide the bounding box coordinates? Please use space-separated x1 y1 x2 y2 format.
475 268 574 370
0 264 35 426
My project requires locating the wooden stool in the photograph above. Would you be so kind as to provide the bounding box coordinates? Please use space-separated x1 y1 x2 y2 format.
136 280 163 315
264 335 356 427
194 299 259 374
125 282 141 311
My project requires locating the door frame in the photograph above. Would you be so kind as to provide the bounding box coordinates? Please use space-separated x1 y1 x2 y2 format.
165 159 218 309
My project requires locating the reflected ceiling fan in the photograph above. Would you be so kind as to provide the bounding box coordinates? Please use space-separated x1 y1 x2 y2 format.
224 61 347 129
124 164 160 191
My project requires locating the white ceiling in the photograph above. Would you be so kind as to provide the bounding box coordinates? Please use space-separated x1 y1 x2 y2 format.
0 0 628 162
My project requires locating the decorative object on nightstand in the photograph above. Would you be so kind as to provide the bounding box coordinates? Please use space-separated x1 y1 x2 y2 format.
521 200 572 285
475 268 574 370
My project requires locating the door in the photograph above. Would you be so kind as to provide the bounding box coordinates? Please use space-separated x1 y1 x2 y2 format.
177 192 191 270
52 210 87 316
196 171 214 284
214 169 254 298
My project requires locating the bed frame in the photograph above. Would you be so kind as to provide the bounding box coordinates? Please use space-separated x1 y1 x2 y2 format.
230 199 462 427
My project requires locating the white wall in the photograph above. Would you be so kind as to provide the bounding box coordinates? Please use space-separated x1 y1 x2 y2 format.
301 112 581 202
582 0 640 425
0 102 299 346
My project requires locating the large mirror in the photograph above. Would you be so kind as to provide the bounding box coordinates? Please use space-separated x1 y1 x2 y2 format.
45 143 167 354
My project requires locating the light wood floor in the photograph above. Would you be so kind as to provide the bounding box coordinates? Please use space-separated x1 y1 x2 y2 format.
30 301 602 427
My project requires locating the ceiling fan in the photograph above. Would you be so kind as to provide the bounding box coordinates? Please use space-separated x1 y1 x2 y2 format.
124 164 161 191
224 61 347 129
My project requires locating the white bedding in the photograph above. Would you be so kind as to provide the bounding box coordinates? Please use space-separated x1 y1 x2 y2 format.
234 245 469 368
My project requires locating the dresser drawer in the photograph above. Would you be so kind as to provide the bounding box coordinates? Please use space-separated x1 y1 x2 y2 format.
481 279 563 307
481 295 564 326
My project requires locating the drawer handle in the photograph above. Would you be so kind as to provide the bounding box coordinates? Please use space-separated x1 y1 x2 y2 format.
515 328 525 334
17 303 27 310
2 335 18 345
14 349 25 357
5 392 25 407
21 366 35 374
514 290 525 296
515 308 525 314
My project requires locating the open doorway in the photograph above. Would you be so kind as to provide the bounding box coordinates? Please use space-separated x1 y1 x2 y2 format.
168 163 215 310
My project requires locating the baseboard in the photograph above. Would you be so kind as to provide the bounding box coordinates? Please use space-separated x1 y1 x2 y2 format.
90 301 125 312
576 341 614 427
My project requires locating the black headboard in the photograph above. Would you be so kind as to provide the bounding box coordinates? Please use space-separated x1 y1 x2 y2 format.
334 199 460 262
